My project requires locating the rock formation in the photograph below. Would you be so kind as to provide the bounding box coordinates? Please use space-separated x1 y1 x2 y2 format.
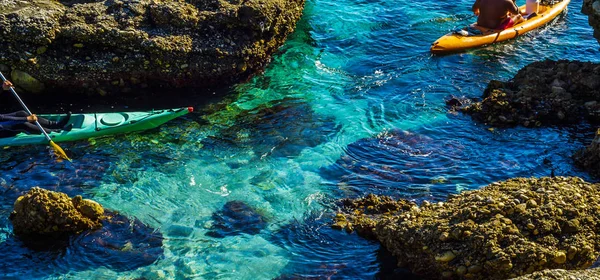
10 187 104 238
511 267 600 280
0 0 305 95
583 0 600 44
334 177 600 279
461 60 600 127
574 129 600 176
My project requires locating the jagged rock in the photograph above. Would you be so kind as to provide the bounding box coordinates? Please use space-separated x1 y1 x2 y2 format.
0 0 305 95
511 267 600 279
332 194 417 238
10 187 105 238
574 129 600 177
583 0 600 45
334 177 600 279
461 60 600 127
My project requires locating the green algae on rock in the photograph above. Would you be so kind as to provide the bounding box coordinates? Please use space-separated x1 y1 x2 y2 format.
10 69 45 93
334 177 600 279
0 0 305 95
461 60 600 127
10 187 105 238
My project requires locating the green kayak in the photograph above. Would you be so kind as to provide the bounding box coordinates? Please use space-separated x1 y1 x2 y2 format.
0 107 193 146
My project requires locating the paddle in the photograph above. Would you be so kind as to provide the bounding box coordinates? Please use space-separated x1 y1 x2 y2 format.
0 72 71 161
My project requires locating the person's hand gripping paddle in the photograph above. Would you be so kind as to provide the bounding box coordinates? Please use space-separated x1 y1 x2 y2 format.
0 72 71 161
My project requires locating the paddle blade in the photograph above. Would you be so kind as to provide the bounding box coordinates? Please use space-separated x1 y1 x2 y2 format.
49 140 71 161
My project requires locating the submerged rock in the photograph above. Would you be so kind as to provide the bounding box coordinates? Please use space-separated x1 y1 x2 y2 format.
334 177 600 279
10 187 105 238
0 209 164 275
321 129 466 198
0 0 305 95
203 100 339 159
462 60 600 127
206 200 267 238
73 210 164 271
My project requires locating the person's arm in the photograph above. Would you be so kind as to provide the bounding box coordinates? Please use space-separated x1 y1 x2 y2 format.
0 113 36 122
472 0 481 15
506 0 520 15
0 81 34 122
0 114 27 122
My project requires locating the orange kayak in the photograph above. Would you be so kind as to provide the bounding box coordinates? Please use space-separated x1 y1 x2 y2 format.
430 0 570 54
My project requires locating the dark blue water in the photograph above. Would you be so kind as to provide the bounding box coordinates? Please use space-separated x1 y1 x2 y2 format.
0 0 598 278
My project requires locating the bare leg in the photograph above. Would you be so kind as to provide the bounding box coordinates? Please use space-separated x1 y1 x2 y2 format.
512 14 524 24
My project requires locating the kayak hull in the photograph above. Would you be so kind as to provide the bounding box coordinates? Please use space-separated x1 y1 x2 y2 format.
430 0 570 54
0 107 192 146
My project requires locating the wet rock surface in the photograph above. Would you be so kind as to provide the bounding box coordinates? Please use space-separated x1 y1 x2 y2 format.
334 177 600 279
206 200 267 238
461 60 600 127
0 0 305 95
583 0 600 45
332 194 417 239
574 129 600 177
10 187 104 238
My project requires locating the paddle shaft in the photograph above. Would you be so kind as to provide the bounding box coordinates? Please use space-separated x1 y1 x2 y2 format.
0 72 54 142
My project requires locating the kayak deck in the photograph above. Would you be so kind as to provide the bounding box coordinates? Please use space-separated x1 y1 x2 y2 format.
0 107 192 146
430 0 570 54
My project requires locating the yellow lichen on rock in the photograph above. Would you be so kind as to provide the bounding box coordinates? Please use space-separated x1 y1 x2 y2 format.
335 177 600 279
9 187 105 238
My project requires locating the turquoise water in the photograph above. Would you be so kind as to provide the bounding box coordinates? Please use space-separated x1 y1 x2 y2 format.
1 0 599 278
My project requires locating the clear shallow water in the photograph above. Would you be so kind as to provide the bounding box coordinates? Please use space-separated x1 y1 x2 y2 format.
1 0 599 278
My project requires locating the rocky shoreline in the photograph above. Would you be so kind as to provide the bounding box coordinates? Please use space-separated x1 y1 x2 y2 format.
334 177 600 279
457 59 600 177
0 0 305 96
584 0 600 45
329 2 600 279
461 60 600 127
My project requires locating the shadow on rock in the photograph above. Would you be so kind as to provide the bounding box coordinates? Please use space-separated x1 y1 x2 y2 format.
205 200 267 238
